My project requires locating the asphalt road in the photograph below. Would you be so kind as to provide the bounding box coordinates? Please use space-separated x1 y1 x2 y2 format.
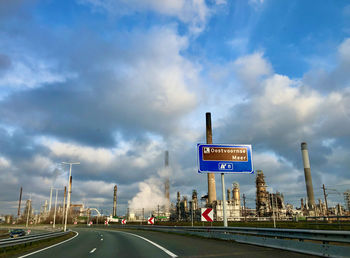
20 228 315 258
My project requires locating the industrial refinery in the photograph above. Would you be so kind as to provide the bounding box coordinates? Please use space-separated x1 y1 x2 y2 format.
123 143 350 223
3 140 349 227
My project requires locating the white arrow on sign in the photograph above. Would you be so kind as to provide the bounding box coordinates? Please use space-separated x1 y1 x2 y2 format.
201 208 213 222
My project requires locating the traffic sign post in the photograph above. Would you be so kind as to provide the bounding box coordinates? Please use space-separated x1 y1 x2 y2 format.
197 144 253 174
201 208 213 222
198 143 254 227
198 113 254 228
221 173 227 227
148 217 154 225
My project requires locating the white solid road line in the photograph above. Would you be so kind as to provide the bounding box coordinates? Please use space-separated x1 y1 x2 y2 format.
18 231 79 258
120 231 178 257
90 248 97 253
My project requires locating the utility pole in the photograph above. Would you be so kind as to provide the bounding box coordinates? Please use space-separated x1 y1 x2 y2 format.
322 184 329 216
62 162 80 232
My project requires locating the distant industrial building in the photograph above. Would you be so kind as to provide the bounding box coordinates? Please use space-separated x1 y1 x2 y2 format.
344 190 350 212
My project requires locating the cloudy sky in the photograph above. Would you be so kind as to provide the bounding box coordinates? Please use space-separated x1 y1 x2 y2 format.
1 0 350 216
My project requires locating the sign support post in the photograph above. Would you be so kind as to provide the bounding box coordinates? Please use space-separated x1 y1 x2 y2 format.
221 173 228 227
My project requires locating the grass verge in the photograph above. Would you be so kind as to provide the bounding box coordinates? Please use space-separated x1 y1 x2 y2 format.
0 231 76 258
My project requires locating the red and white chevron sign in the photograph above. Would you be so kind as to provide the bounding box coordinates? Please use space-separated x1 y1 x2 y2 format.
147 217 154 225
201 208 213 222
121 219 127 224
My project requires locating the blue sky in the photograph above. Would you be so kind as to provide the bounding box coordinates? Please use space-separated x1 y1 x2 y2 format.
1 0 350 216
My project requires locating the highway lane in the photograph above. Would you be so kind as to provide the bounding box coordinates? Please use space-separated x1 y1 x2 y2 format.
22 227 315 258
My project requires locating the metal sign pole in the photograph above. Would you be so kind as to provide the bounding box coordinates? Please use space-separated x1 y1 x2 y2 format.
221 173 228 227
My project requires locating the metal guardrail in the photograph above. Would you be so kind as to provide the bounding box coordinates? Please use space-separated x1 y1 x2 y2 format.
112 225 350 257
0 231 70 248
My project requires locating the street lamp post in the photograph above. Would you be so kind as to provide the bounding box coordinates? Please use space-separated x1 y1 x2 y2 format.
62 162 80 232
52 188 61 229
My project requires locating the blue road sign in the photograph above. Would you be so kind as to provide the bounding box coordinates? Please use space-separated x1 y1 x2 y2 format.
197 144 253 173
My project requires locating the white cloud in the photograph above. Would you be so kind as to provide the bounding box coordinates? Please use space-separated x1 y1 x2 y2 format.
215 40 350 202
77 180 116 196
261 75 322 121
303 37 350 92
24 155 55 172
338 38 350 64
0 156 11 168
233 52 272 91
41 136 165 171
42 139 116 166
123 28 198 117
0 56 76 89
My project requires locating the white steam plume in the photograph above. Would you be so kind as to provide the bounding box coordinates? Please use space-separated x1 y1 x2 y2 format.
128 167 171 213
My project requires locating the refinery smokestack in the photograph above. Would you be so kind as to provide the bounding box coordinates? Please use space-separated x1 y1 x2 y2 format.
113 185 117 217
18 187 22 217
206 112 216 205
165 150 169 167
301 142 315 209
164 151 170 212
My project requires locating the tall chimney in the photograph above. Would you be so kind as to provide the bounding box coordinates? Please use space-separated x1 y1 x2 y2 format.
113 185 117 217
301 198 304 209
301 142 315 209
18 187 22 217
206 112 216 205
227 189 231 202
177 192 181 220
164 151 170 212
192 190 198 210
